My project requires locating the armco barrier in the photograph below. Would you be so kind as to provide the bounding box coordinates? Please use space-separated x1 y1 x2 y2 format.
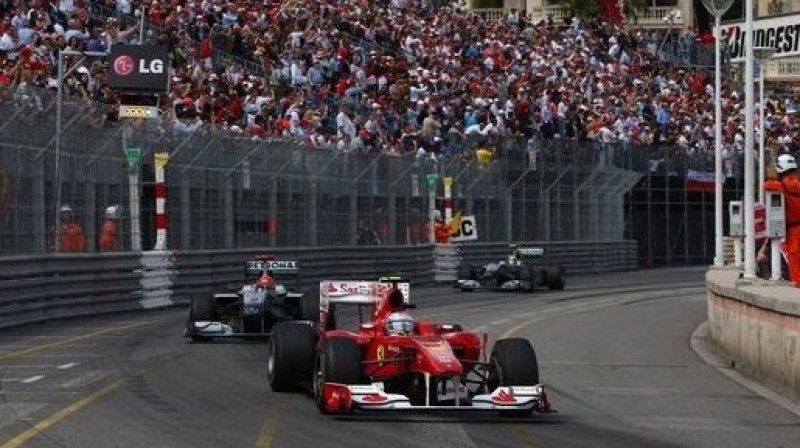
0 254 142 329
0 241 637 330
169 245 435 306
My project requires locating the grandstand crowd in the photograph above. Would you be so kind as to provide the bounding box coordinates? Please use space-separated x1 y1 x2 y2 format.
1 0 799 164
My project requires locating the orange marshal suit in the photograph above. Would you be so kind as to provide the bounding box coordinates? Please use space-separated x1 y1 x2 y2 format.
765 174 800 286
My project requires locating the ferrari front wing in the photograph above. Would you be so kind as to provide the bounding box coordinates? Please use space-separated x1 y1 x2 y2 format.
320 382 553 414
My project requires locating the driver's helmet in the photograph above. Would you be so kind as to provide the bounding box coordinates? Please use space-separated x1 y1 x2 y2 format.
386 312 415 336
255 272 276 290
507 243 520 264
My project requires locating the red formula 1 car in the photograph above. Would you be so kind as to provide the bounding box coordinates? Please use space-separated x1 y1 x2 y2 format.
266 277 553 415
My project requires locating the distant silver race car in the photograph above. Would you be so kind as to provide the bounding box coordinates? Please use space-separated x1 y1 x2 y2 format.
454 246 565 292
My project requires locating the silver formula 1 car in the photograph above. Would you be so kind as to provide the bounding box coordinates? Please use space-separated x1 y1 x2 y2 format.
185 255 318 341
454 246 565 292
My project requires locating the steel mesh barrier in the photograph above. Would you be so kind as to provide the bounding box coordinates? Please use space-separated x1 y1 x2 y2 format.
0 86 707 257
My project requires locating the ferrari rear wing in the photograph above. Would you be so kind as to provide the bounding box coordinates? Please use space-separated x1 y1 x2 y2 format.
319 280 410 311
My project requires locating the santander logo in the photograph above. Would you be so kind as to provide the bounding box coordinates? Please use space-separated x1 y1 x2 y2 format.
360 393 387 403
113 55 135 76
493 389 517 404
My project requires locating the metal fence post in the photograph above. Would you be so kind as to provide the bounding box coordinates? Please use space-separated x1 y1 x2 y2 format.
269 177 278 247
503 166 532 242
180 173 191 250
309 179 318 246
85 163 97 252
224 175 234 248
33 158 46 253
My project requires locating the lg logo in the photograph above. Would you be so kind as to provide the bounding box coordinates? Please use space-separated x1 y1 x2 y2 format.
113 55 165 76
113 55 134 76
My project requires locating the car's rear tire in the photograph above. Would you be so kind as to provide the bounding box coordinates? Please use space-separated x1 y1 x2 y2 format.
519 264 536 292
546 266 565 290
190 295 214 320
188 296 215 342
489 338 539 416
267 322 316 392
454 264 477 289
457 264 477 281
314 337 363 413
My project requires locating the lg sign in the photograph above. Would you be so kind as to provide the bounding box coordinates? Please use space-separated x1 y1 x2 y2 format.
108 45 169 92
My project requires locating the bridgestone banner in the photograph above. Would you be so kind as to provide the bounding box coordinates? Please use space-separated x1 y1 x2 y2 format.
720 14 800 62
108 45 170 92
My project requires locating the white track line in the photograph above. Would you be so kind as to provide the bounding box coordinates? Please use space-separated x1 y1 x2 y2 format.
21 375 45 384
56 362 79 370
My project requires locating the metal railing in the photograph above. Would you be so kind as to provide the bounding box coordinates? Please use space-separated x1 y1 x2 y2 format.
523 4 685 28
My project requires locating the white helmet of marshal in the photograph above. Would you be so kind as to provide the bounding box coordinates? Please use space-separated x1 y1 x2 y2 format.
776 153 798 174
104 204 123 220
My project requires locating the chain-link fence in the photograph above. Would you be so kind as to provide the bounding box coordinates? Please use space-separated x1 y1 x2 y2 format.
0 86 654 256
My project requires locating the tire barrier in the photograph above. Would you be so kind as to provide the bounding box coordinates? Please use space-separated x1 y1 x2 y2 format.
433 244 462 282
139 250 176 309
0 241 637 330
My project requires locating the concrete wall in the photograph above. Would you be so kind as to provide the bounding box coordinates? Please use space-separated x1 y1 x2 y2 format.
706 268 800 401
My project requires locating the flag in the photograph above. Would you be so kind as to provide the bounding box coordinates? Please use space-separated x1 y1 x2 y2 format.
685 170 716 192
599 0 625 25
448 211 462 237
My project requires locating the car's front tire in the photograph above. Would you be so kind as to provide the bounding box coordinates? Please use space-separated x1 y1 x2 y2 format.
489 338 540 416
188 296 215 342
314 337 363 413
267 322 316 392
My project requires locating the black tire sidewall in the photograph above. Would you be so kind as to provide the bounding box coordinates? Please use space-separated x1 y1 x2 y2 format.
268 322 316 392
490 338 539 386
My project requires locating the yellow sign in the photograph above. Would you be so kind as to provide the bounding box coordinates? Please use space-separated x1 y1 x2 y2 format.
376 345 385 361
443 177 453 188
154 152 170 168
118 105 159 119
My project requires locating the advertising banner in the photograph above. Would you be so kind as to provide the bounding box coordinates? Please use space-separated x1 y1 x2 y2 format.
108 45 170 92
720 14 800 62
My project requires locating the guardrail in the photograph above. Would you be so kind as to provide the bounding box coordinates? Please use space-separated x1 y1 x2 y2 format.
170 245 435 306
0 254 142 329
457 241 638 274
0 242 637 330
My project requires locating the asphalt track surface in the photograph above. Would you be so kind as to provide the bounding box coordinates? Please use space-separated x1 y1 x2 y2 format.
1 267 799 448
